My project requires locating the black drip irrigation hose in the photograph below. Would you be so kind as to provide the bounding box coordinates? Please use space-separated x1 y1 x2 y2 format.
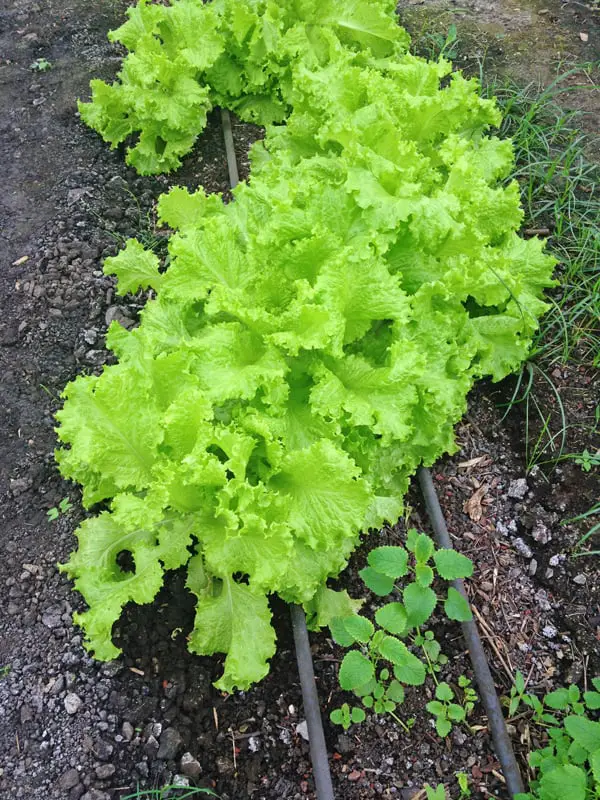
291 605 336 800
221 108 240 189
220 109 523 800
418 466 525 797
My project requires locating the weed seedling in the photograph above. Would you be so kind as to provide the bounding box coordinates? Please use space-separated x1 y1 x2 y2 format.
47 497 72 522
30 58 52 72
329 531 475 735
329 702 365 730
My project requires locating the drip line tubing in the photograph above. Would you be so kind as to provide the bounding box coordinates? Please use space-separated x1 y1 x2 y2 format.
418 466 525 797
291 605 336 800
220 108 523 800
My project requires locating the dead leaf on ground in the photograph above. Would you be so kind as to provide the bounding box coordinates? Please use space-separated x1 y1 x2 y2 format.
463 485 488 521
458 455 490 469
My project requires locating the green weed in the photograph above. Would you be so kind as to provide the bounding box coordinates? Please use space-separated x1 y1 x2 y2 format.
120 785 217 800
30 58 52 72
484 71 599 477
47 497 73 522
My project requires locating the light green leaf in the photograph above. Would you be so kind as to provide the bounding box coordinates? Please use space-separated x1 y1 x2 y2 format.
304 586 363 629
104 239 162 296
415 563 434 587
414 533 435 564
435 716 452 737
339 651 375 691
538 765 587 800
359 567 395 596
435 682 454 701
444 588 472 621
367 546 409 578
564 715 600 753
584 691 600 710
188 576 276 693
343 615 374 643
272 440 371 550
545 688 571 710
433 549 474 580
403 583 437 627
375 602 408 636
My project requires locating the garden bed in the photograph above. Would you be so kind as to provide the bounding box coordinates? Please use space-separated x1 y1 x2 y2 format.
0 1 598 799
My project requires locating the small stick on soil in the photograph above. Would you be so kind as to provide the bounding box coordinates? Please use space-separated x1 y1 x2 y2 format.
471 604 515 683
524 228 551 236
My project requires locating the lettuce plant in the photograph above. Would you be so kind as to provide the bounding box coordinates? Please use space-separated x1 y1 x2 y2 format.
57 0 555 691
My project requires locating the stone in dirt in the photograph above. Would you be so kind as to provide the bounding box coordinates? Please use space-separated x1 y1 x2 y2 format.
508 478 528 499
180 752 202 779
58 768 80 790
81 791 110 800
95 764 115 780
64 693 82 715
157 727 183 760
532 521 552 544
93 740 114 762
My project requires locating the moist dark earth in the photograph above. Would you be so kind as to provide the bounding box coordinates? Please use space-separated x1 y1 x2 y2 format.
0 1 598 799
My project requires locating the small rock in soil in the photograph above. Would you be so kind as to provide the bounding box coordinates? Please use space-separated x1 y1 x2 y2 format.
157 727 182 760
532 521 552 543
59 768 80 790
180 752 202 779
295 720 309 741
508 478 528 499
81 791 110 800
93 740 114 761
336 734 353 754
122 721 134 741
95 764 115 780
216 756 235 775
513 537 533 559
64 693 82 715
573 573 587 585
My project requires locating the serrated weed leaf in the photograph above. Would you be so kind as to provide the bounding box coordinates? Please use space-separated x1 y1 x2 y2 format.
444 587 472 621
339 651 374 691
403 583 437 628
435 682 454 701
415 563 434 587
343 615 374 643
375 602 408 636
367 546 409 579
433 548 473 580
564 715 600 753
330 616 356 648
414 533 435 564
359 566 395 596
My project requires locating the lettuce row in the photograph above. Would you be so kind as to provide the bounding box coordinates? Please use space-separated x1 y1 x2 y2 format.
58 0 556 691
79 0 410 173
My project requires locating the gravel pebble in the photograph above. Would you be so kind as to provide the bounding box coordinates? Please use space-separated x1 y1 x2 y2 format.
59 768 80 790
180 752 202 779
157 727 183 760
508 478 528 499
64 693 82 715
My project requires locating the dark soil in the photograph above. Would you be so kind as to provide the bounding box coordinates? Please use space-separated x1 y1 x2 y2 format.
0 2 598 800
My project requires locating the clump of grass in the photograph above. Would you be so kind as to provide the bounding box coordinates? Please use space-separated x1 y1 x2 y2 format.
120 785 217 800
485 70 600 370
483 69 599 558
